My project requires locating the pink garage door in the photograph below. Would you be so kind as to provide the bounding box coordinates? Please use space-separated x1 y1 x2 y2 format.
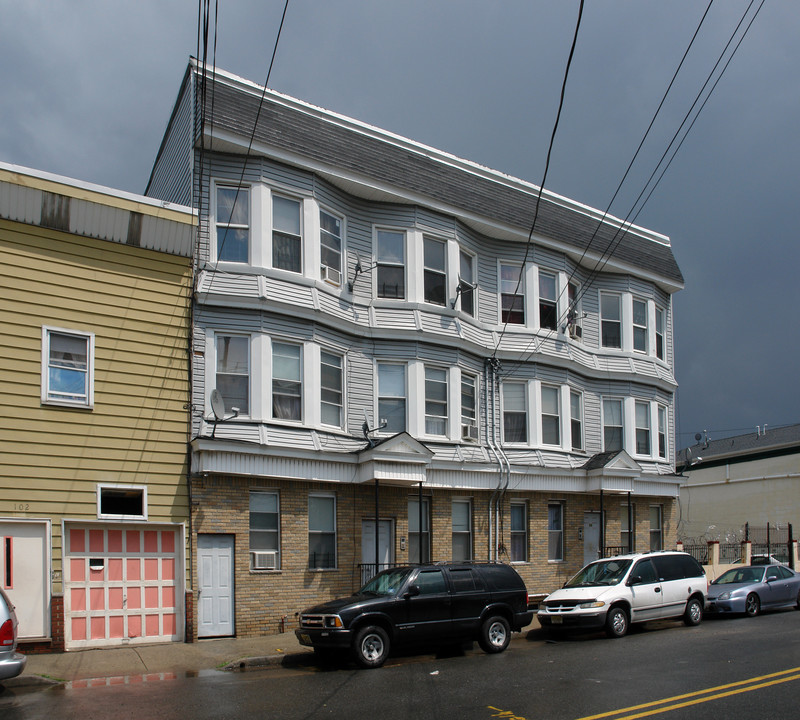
64 524 183 649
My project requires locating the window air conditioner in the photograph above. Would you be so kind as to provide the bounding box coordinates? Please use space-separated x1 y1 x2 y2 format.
461 422 479 441
321 265 342 286
251 550 278 570
569 324 583 340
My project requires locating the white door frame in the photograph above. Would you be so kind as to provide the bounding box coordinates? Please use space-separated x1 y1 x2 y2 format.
197 534 235 638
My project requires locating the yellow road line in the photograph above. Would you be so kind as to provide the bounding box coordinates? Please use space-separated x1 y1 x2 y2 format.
575 666 800 720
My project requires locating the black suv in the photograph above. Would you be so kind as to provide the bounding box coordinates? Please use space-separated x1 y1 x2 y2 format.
296 563 533 668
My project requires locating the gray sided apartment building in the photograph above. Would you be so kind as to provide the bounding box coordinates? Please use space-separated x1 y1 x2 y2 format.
146 60 685 640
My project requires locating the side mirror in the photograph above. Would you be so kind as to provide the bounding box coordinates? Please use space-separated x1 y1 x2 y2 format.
404 584 421 599
627 575 643 586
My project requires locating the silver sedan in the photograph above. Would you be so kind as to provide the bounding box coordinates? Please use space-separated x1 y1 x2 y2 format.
707 564 800 617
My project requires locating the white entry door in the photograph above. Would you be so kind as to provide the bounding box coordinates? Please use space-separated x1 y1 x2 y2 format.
197 534 234 638
583 512 602 566
0 521 49 639
361 520 393 586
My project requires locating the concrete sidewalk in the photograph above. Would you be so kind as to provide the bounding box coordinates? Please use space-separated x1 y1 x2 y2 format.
6 630 312 688
6 619 540 689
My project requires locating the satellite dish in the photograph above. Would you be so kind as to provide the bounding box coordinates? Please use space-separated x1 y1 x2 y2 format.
211 389 226 420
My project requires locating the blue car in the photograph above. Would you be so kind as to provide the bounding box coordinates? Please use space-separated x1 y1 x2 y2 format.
706 564 800 617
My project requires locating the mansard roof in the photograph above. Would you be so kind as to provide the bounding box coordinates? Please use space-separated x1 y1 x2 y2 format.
186 62 683 291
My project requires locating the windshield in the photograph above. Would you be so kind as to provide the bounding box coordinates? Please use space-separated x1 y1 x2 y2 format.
565 559 633 587
359 568 412 596
713 567 765 585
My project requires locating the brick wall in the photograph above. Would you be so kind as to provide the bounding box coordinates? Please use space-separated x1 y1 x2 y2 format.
191 474 677 639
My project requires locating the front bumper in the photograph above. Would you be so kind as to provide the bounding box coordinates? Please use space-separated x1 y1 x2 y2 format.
706 597 745 614
537 610 606 630
295 626 353 649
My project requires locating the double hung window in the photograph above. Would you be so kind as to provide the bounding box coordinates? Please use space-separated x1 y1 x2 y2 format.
603 398 623 452
273 195 302 273
320 210 342 284
621 504 635 552
570 391 583 451
452 500 472 562
378 363 406 433
649 505 663 551
216 334 249 414
510 502 528 562
541 385 561 446
250 491 280 569
600 293 622 349
216 186 249 263
567 281 582 339
308 495 336 569
548 503 564 561
500 263 524 325
655 307 666 360
657 406 667 459
459 250 475 316
461 374 477 440
633 298 648 353
502 382 527 443
408 497 430 563
272 342 302 421
423 237 446 306
424 367 448 436
320 351 343 427
635 401 651 455
538 271 557 330
376 230 405 299
42 327 94 407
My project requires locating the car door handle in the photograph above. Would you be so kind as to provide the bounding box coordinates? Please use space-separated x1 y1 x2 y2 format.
654 588 661 593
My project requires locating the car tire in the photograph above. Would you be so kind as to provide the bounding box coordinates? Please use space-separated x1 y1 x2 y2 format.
353 625 390 669
795 590 800 610
479 615 511 653
683 597 703 626
605 606 629 638
745 593 760 617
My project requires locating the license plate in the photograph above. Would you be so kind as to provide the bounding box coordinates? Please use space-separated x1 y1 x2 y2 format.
551 615 563 625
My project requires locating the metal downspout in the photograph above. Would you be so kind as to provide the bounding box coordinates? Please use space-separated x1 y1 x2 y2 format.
485 359 502 562
492 360 512 561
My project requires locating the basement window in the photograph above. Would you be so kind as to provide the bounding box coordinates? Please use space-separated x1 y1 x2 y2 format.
97 485 147 520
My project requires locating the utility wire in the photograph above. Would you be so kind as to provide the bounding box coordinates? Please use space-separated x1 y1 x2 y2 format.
490 0 585 360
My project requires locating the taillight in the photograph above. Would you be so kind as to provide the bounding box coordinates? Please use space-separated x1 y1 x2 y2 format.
0 618 14 647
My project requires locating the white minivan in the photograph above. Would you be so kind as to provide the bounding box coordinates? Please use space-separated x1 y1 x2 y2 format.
537 551 707 638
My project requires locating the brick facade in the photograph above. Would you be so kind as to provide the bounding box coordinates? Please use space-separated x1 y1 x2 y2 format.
190 474 676 639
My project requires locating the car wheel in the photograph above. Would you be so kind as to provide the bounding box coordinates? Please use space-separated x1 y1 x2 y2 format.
353 625 390 669
745 593 760 617
683 597 703 626
605 606 629 638
479 615 511 653
795 590 800 610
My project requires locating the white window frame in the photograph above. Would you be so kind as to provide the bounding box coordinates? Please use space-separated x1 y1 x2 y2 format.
570 390 584 452
97 484 147 521
548 502 564 562
600 292 622 349
602 397 624 452
502 381 528 445
215 333 251 417
621 503 636 552
460 373 478 441
423 236 447 306
510 501 528 563
272 194 303 274
408 497 431 564
375 228 406 300
635 400 651 456
272 340 303 422
649 505 663 552
567 281 582 340
655 306 666 361
657 405 668 460
499 262 525 325
538 269 558 331
451 499 473 562
308 493 337 570
424 366 448 437
320 349 344 428
458 248 476 317
249 490 281 570
377 362 407 434
319 208 343 286
214 183 251 264
540 384 561 447
632 297 649 354
41 326 95 408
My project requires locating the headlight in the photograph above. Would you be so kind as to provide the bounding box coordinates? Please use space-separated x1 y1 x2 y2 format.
717 592 731 601
578 601 605 609
324 615 343 628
